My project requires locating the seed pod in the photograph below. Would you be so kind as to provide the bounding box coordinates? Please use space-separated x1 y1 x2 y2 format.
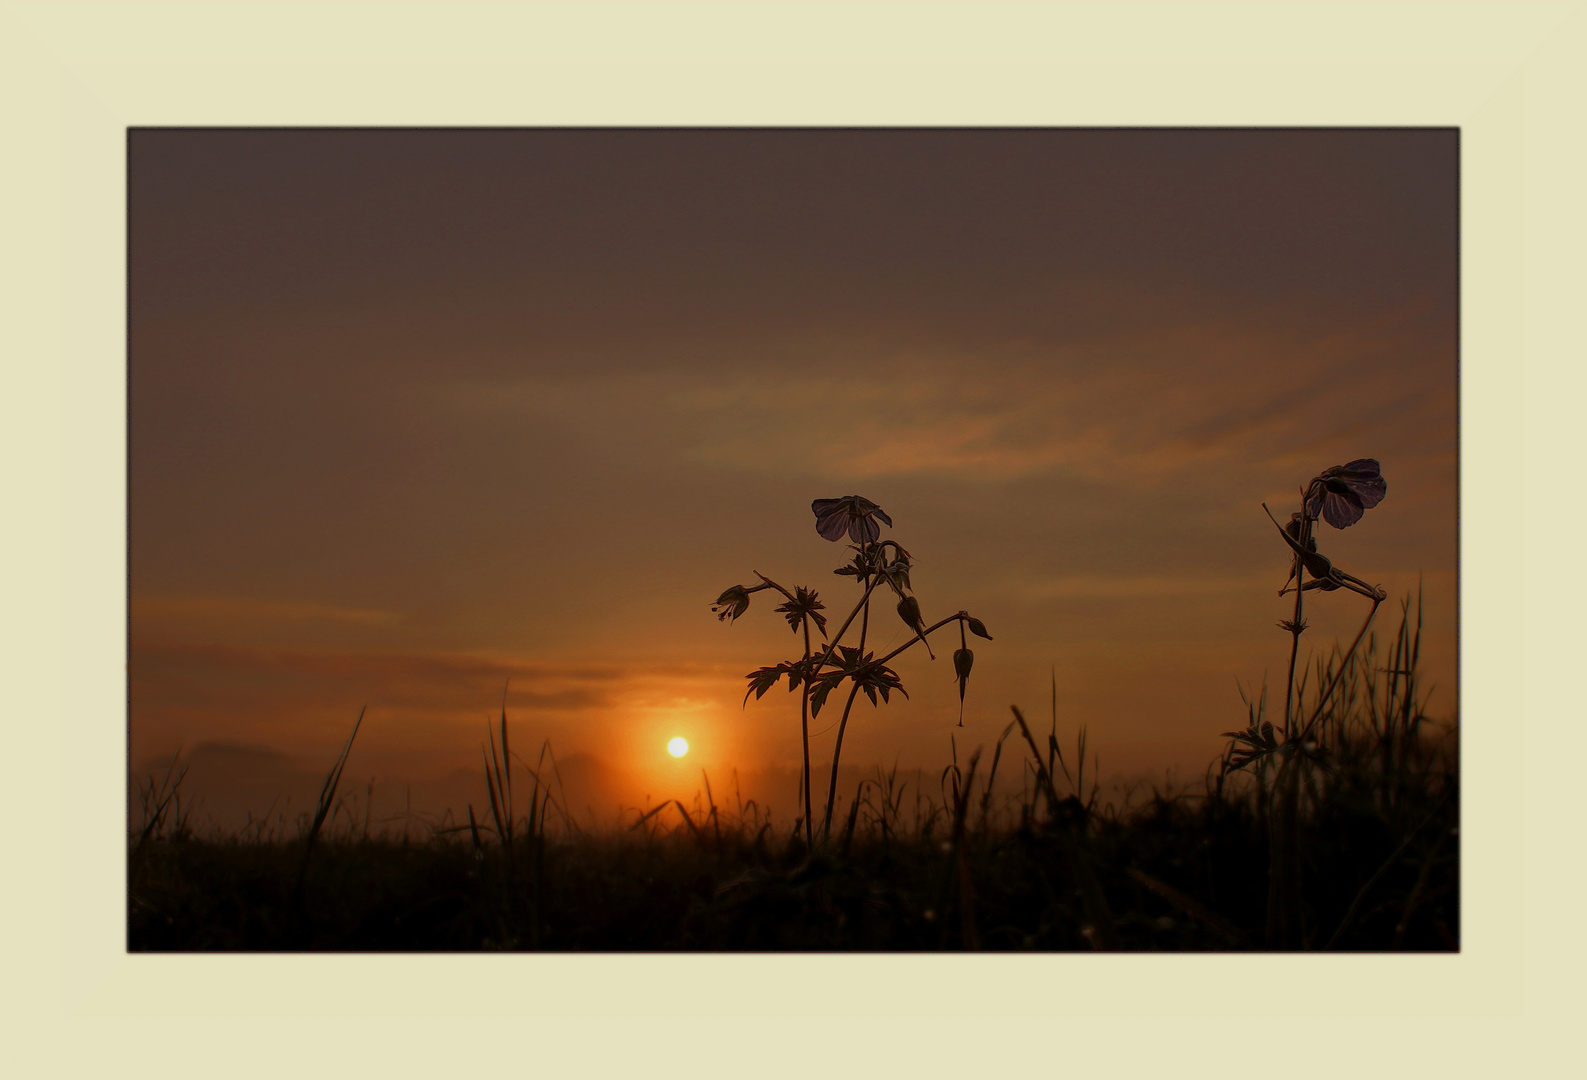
965 615 993 640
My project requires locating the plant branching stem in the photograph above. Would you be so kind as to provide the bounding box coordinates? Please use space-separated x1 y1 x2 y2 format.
875 613 966 667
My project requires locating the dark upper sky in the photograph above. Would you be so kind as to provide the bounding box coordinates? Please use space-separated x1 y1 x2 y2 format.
129 129 1457 817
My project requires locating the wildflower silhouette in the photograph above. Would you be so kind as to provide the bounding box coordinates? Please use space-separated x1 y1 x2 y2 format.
712 496 991 847
1220 458 1394 948
1226 458 1389 773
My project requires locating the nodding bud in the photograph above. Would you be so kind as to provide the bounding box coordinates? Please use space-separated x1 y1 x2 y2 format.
964 615 992 640
897 595 923 633
953 647 974 725
712 585 751 623
896 595 934 658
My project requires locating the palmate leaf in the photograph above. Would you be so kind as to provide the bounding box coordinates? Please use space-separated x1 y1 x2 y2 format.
744 660 806 705
808 647 891 718
775 587 828 636
744 656 833 706
743 665 786 704
808 671 847 718
833 552 869 579
856 662 907 707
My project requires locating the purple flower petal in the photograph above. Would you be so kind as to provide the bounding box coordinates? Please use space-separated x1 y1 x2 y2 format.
814 510 850 541
1319 489 1365 529
811 495 891 543
1333 458 1387 508
1307 459 1387 527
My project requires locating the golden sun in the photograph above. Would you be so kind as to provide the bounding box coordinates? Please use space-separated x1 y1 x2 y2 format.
667 736 689 758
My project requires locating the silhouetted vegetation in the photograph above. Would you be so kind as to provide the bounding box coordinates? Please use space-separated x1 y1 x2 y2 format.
130 474 1456 952
129 594 1455 952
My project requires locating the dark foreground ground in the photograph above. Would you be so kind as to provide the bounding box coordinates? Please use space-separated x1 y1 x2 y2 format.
129 763 1457 952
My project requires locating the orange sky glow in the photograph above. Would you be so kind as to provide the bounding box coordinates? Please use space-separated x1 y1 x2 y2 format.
129 130 1458 831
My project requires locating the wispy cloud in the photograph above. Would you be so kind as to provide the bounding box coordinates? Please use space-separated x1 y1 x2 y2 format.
670 337 1429 486
133 594 403 626
440 298 1452 493
130 641 745 719
1013 571 1277 601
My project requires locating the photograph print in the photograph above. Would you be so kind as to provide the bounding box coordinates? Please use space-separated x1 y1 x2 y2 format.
128 128 1458 951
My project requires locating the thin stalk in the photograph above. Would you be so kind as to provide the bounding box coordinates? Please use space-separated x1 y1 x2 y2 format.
799 614 814 849
1295 594 1384 746
809 561 886 676
1282 499 1313 737
874 612 966 667
820 580 873 841
821 681 866 840
1271 491 1313 948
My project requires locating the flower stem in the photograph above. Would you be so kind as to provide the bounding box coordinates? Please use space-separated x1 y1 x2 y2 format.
821 681 866 842
1295 593 1384 746
808 557 885 677
799 616 814 850
1283 497 1313 738
874 613 965 667
1272 488 1313 948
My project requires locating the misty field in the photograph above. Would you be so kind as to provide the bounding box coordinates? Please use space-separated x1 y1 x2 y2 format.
128 596 1456 952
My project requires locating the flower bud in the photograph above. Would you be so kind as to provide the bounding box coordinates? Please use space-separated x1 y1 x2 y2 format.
711 585 751 623
953 647 974 726
897 595 924 634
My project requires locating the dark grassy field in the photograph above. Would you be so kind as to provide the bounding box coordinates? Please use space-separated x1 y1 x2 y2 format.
128 598 1457 953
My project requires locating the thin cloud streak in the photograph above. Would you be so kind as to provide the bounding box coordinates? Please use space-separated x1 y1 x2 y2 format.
438 298 1452 495
133 594 404 626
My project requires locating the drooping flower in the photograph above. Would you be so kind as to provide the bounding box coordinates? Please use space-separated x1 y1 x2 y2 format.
1304 459 1387 530
812 496 893 544
711 585 751 623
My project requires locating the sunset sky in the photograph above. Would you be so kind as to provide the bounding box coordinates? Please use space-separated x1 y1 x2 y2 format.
129 129 1458 827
